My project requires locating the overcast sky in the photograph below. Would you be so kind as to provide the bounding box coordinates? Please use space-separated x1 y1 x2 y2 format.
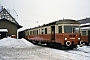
0 0 90 31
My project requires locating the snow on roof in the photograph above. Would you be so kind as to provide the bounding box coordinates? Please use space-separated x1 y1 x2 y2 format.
7 9 18 20
0 29 8 32
81 27 90 30
80 23 90 26
0 37 34 48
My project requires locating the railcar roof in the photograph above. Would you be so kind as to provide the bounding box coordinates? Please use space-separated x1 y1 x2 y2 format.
29 22 56 30
28 19 80 30
56 19 80 24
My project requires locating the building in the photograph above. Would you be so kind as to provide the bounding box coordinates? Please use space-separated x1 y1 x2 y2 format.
0 6 22 38
18 30 25 39
78 17 90 30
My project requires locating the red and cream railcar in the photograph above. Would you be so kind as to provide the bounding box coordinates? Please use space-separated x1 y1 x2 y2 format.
81 29 90 45
25 19 81 49
80 23 90 45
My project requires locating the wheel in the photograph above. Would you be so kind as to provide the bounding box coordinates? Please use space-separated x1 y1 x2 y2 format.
32 41 38 45
46 43 50 47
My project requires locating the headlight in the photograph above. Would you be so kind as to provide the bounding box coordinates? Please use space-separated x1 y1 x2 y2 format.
66 41 71 46
65 38 67 40
78 38 80 40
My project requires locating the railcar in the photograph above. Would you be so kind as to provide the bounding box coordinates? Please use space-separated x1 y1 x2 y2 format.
25 19 82 49
18 30 25 39
80 23 90 45
80 29 90 45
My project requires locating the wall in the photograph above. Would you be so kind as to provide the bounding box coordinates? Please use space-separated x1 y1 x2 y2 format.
0 20 17 37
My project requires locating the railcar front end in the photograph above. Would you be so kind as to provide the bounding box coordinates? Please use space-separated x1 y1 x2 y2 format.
55 20 82 49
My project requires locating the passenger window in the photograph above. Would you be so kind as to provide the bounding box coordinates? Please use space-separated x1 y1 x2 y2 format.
37 30 38 35
30 31 32 35
30 31 31 35
58 26 62 33
82 31 86 35
42 29 44 34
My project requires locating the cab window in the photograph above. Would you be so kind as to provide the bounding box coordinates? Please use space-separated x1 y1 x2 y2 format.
58 26 62 33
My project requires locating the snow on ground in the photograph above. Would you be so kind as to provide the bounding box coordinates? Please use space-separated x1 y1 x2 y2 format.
0 37 90 60
0 37 34 48
67 46 90 60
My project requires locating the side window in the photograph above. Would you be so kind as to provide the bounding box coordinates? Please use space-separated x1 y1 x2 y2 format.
27 31 29 35
30 31 32 35
45 28 47 34
37 30 38 35
58 26 62 33
82 31 86 35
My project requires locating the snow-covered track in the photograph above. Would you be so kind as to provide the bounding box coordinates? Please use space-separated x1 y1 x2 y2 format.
63 46 90 58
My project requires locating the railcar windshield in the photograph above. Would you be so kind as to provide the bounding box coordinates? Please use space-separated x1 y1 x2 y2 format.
64 26 80 33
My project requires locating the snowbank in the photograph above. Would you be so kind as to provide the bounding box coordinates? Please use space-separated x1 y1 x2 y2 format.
0 37 90 60
0 37 34 48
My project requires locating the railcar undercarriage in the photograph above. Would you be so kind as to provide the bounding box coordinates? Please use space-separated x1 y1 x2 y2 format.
30 40 78 50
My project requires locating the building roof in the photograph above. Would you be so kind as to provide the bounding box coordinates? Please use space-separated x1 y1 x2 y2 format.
80 23 90 27
0 8 19 25
0 6 22 29
81 27 90 30
78 17 90 24
0 29 8 32
78 18 90 30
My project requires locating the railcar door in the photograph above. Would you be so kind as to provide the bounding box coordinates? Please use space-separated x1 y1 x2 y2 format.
88 30 90 43
51 26 55 40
